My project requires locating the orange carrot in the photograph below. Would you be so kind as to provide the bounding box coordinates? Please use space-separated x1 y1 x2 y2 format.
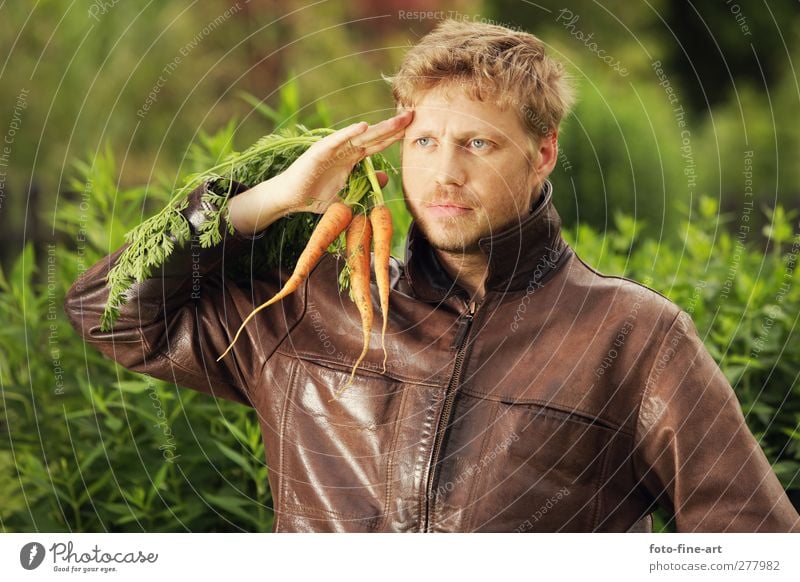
369 204 392 373
217 201 353 361
332 213 373 399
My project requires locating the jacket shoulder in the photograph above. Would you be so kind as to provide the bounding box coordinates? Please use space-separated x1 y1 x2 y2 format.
565 249 685 326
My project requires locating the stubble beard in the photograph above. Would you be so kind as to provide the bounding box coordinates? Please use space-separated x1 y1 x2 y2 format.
414 212 485 253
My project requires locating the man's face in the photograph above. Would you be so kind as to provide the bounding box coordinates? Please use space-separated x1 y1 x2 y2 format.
400 85 545 253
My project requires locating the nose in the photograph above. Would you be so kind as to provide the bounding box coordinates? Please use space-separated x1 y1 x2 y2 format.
433 141 467 188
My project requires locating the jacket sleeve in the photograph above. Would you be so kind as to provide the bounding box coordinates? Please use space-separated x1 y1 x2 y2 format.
63 181 302 406
633 310 800 532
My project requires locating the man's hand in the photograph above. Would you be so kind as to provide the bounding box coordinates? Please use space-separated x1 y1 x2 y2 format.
228 110 413 237
279 110 413 215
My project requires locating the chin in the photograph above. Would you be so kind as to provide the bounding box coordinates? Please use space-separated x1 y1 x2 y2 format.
418 220 482 253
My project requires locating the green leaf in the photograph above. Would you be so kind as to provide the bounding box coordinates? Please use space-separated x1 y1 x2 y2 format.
203 492 259 527
215 441 259 482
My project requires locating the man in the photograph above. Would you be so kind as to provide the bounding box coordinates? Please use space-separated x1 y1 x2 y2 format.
65 19 799 532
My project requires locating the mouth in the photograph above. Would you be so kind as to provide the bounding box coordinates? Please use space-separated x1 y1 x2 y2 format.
426 202 473 217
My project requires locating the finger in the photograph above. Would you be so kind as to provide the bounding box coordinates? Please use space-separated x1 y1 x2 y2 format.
325 121 369 152
362 129 407 157
360 110 412 144
352 110 413 148
362 122 407 147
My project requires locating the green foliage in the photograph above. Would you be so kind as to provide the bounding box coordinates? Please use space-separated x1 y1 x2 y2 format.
237 69 333 131
552 71 687 235
0 236 273 531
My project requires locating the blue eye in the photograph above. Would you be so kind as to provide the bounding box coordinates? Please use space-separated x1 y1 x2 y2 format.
415 137 431 147
470 139 487 149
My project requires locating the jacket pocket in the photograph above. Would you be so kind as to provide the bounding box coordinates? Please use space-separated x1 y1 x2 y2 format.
454 394 626 532
277 356 405 531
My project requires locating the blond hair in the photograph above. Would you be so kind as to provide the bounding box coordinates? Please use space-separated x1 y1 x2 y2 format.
386 19 575 144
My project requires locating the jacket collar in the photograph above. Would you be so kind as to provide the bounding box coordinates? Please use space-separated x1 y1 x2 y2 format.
403 179 571 302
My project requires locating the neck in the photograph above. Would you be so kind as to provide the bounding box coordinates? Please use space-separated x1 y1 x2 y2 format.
434 247 489 301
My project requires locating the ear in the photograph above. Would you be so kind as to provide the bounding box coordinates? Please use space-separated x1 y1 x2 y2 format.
532 130 559 179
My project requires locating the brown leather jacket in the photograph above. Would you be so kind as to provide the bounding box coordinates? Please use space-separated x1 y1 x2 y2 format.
64 180 800 532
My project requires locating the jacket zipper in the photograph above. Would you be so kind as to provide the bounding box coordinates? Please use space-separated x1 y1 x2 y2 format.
422 297 478 532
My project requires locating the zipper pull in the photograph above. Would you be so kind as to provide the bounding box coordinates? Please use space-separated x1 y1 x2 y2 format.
451 300 476 350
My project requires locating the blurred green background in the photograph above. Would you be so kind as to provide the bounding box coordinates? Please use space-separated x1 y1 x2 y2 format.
1 0 799 532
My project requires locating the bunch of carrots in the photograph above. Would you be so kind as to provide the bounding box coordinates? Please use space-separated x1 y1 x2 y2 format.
216 156 392 400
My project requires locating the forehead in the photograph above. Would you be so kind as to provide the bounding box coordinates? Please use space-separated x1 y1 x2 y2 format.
404 85 524 138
